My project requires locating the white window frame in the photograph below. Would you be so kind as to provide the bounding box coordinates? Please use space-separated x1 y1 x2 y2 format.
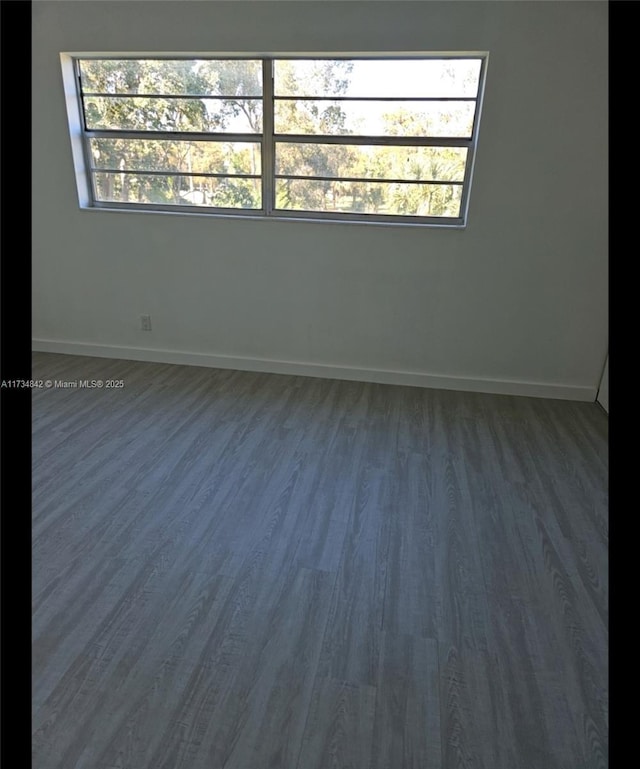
61 52 488 227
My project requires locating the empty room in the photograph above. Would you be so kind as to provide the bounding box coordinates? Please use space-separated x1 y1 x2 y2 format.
30 1 608 767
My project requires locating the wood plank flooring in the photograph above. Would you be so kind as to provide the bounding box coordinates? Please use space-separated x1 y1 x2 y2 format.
31 352 608 769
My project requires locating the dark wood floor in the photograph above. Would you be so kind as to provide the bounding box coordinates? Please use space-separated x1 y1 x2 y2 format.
32 352 608 769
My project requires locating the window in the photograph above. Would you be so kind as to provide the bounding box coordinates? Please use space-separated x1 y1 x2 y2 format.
63 54 488 226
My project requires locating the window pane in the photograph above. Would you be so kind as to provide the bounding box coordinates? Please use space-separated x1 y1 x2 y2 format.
90 138 260 176
93 172 261 209
274 58 481 98
79 59 262 96
276 179 462 217
83 96 262 133
276 143 467 182
274 100 474 138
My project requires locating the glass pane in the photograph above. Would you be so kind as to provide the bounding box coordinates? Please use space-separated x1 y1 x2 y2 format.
83 96 262 133
80 59 262 96
90 138 261 176
274 100 474 138
276 143 467 182
276 179 462 217
93 172 262 209
274 58 481 98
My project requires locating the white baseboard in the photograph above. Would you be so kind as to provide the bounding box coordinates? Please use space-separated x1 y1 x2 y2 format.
32 338 597 402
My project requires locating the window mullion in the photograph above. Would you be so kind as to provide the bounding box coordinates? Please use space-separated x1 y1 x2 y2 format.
273 134 473 148
262 58 275 216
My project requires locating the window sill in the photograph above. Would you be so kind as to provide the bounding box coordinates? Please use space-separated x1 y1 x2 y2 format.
79 204 468 229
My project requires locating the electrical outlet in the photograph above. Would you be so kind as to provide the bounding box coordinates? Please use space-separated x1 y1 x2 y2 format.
140 314 152 331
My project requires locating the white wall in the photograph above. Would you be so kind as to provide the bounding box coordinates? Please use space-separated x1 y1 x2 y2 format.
32 1 608 400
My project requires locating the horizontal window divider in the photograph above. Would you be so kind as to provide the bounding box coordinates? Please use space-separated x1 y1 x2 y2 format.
273 95 476 102
94 201 264 215
83 92 263 100
87 130 263 142
273 55 482 62
92 168 260 179
78 56 261 62
275 174 463 186
275 134 471 146
273 208 462 225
